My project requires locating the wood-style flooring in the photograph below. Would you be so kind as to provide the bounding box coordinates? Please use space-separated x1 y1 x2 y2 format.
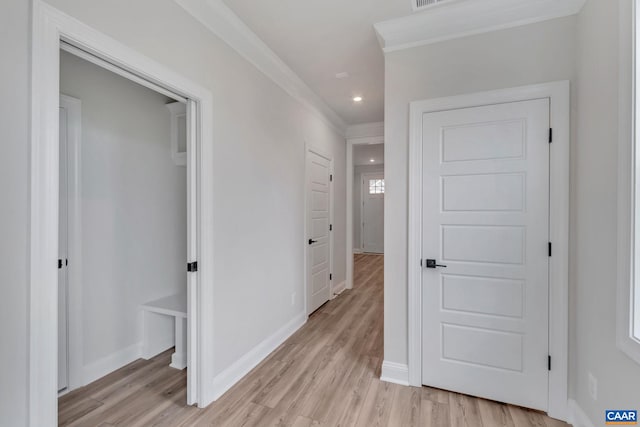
59 254 570 427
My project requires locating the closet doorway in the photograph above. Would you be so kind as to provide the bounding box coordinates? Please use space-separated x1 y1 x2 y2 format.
56 46 198 406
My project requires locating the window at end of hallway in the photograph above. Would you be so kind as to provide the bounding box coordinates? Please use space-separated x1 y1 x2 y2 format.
369 179 385 194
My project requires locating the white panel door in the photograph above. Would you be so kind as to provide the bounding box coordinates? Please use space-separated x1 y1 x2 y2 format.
58 105 69 392
362 173 384 254
186 99 197 405
421 99 550 411
306 150 332 314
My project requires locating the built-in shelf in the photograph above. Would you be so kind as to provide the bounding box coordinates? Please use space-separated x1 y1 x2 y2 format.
166 102 187 166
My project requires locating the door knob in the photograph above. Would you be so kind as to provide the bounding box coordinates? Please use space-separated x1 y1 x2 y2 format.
425 259 447 269
308 239 318 245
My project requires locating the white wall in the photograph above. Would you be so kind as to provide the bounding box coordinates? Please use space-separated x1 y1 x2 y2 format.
384 16 577 367
353 164 384 250
59 51 187 371
572 0 640 422
46 0 346 390
0 0 30 424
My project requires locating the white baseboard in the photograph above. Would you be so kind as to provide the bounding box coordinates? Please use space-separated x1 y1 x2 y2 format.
353 248 363 254
82 342 142 386
380 360 410 386
211 312 307 401
567 399 595 427
332 280 347 298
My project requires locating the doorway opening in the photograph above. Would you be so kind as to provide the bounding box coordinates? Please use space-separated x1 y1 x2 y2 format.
57 46 193 409
353 144 384 255
58 46 195 404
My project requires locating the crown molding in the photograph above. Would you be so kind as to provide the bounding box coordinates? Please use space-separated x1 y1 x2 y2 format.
175 0 347 136
346 122 384 139
374 0 586 53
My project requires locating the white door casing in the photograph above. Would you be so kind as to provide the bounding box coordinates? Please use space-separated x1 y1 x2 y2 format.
31 3 216 423
421 99 550 411
362 172 384 254
58 105 69 393
306 149 333 314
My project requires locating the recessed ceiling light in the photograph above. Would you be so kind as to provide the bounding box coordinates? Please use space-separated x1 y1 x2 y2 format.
353 96 363 102
370 158 375 163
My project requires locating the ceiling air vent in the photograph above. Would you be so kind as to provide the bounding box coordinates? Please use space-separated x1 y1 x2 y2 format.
413 0 454 12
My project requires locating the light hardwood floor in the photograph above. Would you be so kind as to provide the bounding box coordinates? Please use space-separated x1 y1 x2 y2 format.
59 254 570 427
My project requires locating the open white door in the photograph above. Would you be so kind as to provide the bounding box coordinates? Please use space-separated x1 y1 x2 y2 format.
57 104 69 393
306 150 332 314
361 173 384 254
421 99 550 411
186 99 198 405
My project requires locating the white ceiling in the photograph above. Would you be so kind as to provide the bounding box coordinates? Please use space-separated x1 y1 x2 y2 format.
221 0 411 125
354 144 384 166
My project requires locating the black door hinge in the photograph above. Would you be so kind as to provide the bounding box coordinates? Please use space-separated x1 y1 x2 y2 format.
330 174 333 182
187 261 198 272
549 128 553 143
58 259 63 269
548 242 552 257
329 224 333 231
548 355 552 371
329 273 333 280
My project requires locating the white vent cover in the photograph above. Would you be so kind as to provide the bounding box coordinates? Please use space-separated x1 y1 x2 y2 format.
413 0 452 11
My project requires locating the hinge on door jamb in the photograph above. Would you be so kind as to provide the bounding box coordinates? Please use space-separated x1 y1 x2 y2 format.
330 174 333 182
548 242 552 257
330 273 333 280
548 355 552 371
187 261 198 272
329 224 333 231
549 128 553 143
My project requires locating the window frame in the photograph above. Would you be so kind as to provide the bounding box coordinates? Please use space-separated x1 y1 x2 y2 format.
617 0 640 364
368 178 385 194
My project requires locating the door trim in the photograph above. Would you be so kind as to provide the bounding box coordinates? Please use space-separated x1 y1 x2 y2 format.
407 81 570 421
304 144 334 313
346 136 384 289
30 2 215 424
361 172 384 254
58 94 83 393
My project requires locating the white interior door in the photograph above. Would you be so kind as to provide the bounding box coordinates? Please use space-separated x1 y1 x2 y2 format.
186 99 197 405
58 104 69 392
362 173 384 254
306 150 332 315
421 99 550 411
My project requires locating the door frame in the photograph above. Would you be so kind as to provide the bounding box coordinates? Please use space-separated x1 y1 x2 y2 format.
360 171 384 253
58 94 83 394
30 2 216 425
304 144 334 313
407 81 570 421
346 137 384 289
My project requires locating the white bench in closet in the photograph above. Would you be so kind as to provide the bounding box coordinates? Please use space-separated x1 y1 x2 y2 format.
140 293 187 370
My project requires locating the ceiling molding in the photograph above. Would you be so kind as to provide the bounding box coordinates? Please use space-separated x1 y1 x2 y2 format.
175 0 348 136
374 0 586 53
346 122 384 140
